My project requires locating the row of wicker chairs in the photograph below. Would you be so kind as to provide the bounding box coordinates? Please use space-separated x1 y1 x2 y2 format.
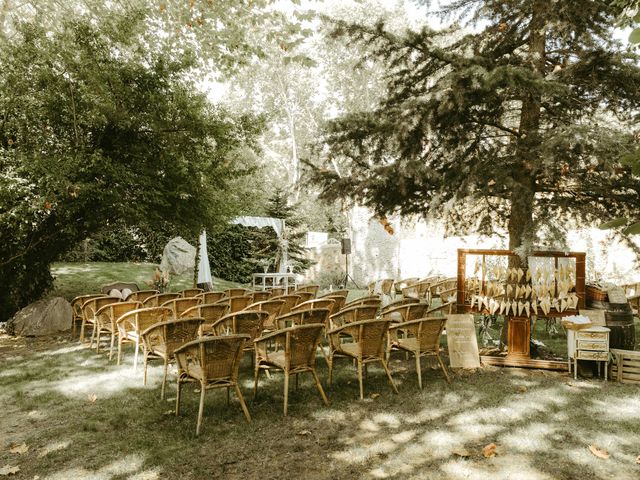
70 285 451 435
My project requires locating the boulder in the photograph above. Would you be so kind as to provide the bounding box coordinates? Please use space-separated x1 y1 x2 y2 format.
8 297 73 336
160 236 196 275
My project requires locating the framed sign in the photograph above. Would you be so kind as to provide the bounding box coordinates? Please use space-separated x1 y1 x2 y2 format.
446 314 481 369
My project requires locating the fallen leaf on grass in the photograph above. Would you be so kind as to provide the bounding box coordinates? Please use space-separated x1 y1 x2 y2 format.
370 393 380 399
588 444 609 459
452 448 471 458
9 443 28 454
297 430 311 436
635 455 639 464
517 386 528 393
87 393 97 404
482 443 497 458
0 465 20 476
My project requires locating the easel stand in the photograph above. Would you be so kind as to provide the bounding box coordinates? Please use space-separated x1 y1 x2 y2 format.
341 253 360 289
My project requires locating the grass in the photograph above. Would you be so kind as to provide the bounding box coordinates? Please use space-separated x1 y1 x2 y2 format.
49 262 249 301
1 332 640 480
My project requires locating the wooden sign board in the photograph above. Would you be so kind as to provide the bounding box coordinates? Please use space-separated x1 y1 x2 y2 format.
579 309 606 326
446 314 481 369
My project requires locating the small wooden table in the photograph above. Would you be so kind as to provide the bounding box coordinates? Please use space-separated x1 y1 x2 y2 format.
567 326 610 380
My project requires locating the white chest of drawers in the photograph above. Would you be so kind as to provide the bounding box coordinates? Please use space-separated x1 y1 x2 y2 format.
567 326 610 380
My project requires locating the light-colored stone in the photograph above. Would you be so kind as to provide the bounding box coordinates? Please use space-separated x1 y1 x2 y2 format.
9 297 72 336
160 236 196 275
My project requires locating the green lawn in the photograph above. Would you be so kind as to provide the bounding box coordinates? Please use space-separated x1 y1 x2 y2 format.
49 262 248 300
1 334 639 480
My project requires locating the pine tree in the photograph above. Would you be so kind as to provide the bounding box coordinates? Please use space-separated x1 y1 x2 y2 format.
313 0 640 258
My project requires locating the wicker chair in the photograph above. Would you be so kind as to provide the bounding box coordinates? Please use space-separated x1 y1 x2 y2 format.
254 324 329 415
223 288 251 298
142 292 181 307
94 301 142 358
275 308 332 330
322 294 348 316
294 292 315 304
270 287 286 297
394 277 419 296
380 302 430 323
402 280 433 301
293 284 320 298
180 303 229 335
70 294 105 339
174 335 251 435
197 291 226 304
141 317 203 398
80 297 120 345
320 289 349 299
210 311 270 354
116 307 172 369
127 290 159 303
367 279 395 296
271 294 302 316
161 297 202 318
245 299 285 332
179 288 204 298
426 301 455 316
343 295 381 309
389 317 450 389
327 319 398 400
291 298 335 313
329 305 379 329
216 295 253 314
249 291 271 302
428 278 457 307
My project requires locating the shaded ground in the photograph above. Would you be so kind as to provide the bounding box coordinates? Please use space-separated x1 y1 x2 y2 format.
1 333 640 480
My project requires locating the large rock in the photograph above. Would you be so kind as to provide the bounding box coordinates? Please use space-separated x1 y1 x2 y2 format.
8 297 72 336
160 236 196 275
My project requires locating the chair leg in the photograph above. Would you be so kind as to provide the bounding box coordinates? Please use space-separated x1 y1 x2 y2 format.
196 381 206 436
283 371 289 416
381 359 398 394
415 353 423 390
161 359 169 399
143 351 149 386
95 327 101 353
234 384 251 422
253 365 260 400
357 359 364 400
80 320 86 343
436 353 451 383
108 333 116 361
311 370 329 406
175 378 182 416
133 339 140 372
328 354 334 387
117 339 123 366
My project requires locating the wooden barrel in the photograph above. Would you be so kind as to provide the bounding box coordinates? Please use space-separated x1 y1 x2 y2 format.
605 303 636 350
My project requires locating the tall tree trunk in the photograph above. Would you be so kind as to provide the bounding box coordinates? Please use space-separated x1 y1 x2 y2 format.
509 1 546 256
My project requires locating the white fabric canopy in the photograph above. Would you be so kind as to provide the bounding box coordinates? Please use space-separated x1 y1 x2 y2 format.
231 216 288 273
197 230 213 286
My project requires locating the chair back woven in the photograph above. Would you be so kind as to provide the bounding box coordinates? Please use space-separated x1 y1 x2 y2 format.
276 308 331 329
96 301 142 329
344 295 381 309
367 279 395 296
162 297 202 318
118 307 172 336
245 300 285 330
295 292 315 304
320 289 349 299
394 277 419 294
143 292 181 307
381 302 430 323
322 295 347 315
217 295 253 313
271 294 302 315
142 317 203 359
330 305 378 328
83 297 120 322
224 288 251 298
174 335 248 382
270 287 285 297
356 319 391 358
291 298 335 313
211 311 269 342
293 284 320 297
181 303 229 324
72 294 106 319
127 290 159 303
180 288 204 298
251 291 272 303
287 324 324 369
197 291 226 304
429 278 457 303
414 317 446 352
